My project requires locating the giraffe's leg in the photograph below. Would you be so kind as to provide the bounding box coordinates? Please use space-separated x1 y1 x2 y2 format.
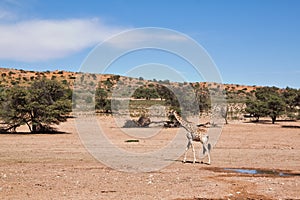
201 135 211 165
202 143 211 165
183 139 191 163
191 142 196 164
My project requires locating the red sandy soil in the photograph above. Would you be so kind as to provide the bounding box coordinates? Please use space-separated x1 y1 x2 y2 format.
0 117 299 200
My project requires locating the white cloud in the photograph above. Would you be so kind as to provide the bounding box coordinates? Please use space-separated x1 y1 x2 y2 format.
106 28 189 50
0 9 17 20
0 18 191 62
0 18 127 62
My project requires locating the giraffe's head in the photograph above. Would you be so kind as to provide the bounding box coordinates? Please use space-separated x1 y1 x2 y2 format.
168 109 175 115
168 109 180 118
167 109 183 123
168 108 181 115
167 109 175 119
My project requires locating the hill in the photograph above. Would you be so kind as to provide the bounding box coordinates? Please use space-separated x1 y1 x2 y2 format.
0 67 258 92
0 67 299 122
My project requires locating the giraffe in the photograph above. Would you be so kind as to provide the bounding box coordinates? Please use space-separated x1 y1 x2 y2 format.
170 110 211 165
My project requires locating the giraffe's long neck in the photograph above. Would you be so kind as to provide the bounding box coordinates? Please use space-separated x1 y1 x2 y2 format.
173 111 195 133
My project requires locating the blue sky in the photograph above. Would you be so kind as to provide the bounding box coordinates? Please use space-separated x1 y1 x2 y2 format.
0 0 299 88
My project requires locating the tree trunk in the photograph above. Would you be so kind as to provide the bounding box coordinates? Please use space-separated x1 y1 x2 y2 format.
25 121 32 132
32 124 37 133
271 116 276 124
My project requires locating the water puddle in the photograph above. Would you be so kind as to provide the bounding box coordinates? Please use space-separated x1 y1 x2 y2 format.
223 168 300 177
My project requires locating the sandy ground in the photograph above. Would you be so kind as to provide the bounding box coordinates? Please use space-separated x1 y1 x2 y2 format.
0 117 299 200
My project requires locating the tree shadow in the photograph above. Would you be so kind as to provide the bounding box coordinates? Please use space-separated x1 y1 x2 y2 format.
0 130 70 135
244 119 299 126
243 119 271 124
276 119 297 122
165 159 210 165
281 125 300 129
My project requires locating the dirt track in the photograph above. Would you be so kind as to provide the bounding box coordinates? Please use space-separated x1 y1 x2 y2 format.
0 117 299 199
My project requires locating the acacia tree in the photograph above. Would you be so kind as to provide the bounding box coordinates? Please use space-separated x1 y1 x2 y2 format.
95 87 111 112
156 84 179 108
0 79 71 132
245 99 265 122
282 87 300 119
195 87 210 114
132 86 159 100
246 87 285 124
0 86 29 132
27 79 72 132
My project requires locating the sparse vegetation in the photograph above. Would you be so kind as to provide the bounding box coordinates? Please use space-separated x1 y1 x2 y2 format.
95 87 111 113
132 86 159 100
8 71 15 76
0 68 299 125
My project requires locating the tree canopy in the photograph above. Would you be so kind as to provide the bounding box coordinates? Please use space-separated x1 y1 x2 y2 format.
95 87 111 112
246 87 286 124
0 79 72 132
